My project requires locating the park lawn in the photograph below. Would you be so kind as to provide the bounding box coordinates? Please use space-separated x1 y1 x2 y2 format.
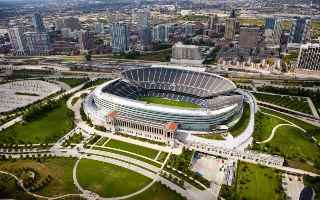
77 159 152 198
253 93 312 115
0 103 74 144
58 78 88 87
92 146 162 168
0 173 33 199
239 18 265 27
156 152 168 163
253 111 287 142
0 158 78 197
104 139 159 159
138 49 172 62
235 162 285 200
197 134 225 140
127 182 185 200
95 137 109 146
229 103 250 137
138 96 200 109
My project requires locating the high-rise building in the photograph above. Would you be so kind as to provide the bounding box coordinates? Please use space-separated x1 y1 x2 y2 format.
264 17 283 48
289 17 311 44
32 13 46 33
153 24 172 43
8 27 27 56
224 10 237 41
24 32 50 55
185 22 193 37
208 15 218 30
297 43 320 71
79 30 94 51
239 27 261 48
136 9 152 51
111 22 129 53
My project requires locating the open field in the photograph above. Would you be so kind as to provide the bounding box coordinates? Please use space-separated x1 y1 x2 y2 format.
77 159 152 198
253 92 312 115
57 78 88 88
235 162 285 200
0 103 74 144
229 103 250 137
138 96 201 109
0 158 78 197
104 139 159 159
127 181 185 200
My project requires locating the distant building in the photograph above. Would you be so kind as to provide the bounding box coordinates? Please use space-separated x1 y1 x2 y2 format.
79 30 94 51
170 42 213 65
24 32 50 55
208 15 218 30
224 10 237 41
289 17 311 44
95 22 104 34
63 17 81 31
8 27 27 56
136 9 152 51
153 24 172 43
32 13 46 33
297 43 320 71
185 22 193 37
111 22 129 53
239 27 261 48
264 17 283 48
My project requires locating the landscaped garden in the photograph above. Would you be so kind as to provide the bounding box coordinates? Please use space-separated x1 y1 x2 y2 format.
57 78 88 88
77 159 152 198
0 157 78 197
0 101 74 144
253 92 312 115
229 103 250 137
137 96 201 109
219 162 286 200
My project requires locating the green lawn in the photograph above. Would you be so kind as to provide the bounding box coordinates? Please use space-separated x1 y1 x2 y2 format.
253 93 312 115
253 111 287 142
156 152 168 163
104 139 159 159
197 134 225 140
0 174 32 199
0 158 78 197
229 103 250 137
92 146 162 168
77 159 152 198
137 96 200 109
57 78 88 87
127 182 185 200
235 162 285 200
0 103 74 144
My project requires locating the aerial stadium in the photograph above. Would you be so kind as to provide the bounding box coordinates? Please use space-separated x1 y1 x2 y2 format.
84 66 256 148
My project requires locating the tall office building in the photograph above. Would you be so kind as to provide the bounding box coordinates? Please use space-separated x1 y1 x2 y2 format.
264 17 283 48
239 27 261 48
24 32 50 55
32 13 46 33
79 30 94 51
224 10 237 41
8 27 27 56
289 17 311 44
111 22 129 53
137 9 152 51
208 15 218 30
153 24 172 43
297 43 320 71
185 22 193 37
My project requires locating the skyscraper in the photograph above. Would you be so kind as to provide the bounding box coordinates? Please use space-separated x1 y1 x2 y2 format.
208 15 218 30
224 10 237 41
24 32 50 55
289 17 311 44
111 22 129 53
79 30 94 51
8 27 27 56
185 22 193 37
136 9 152 51
153 24 172 43
264 17 283 48
32 13 46 33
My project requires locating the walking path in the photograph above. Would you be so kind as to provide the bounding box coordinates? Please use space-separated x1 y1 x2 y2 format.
0 116 22 131
256 111 306 144
307 97 320 119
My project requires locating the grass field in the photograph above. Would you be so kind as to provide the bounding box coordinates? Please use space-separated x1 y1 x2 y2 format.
0 173 32 199
235 162 285 200
229 103 250 137
0 103 74 144
57 78 88 88
77 159 152 198
253 92 312 115
138 96 201 109
104 139 159 159
0 158 78 197
127 182 185 200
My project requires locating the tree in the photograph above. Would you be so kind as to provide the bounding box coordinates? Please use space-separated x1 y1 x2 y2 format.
84 51 92 61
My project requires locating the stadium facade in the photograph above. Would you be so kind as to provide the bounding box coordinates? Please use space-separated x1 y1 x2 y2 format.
84 66 251 146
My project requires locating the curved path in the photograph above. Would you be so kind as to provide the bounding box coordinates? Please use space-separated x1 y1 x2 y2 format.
256 111 306 144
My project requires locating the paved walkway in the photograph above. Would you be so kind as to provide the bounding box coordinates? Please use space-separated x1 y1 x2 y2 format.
307 97 320 119
0 116 22 131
